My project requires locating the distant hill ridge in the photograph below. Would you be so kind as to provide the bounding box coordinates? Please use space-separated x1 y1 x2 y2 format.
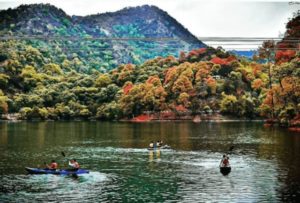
0 4 202 40
0 4 206 69
74 5 201 41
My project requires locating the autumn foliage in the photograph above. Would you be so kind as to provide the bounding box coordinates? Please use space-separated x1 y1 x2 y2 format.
210 55 237 65
0 11 298 128
123 82 133 95
275 50 296 64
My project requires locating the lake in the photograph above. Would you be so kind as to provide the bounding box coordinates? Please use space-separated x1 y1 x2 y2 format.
0 121 299 202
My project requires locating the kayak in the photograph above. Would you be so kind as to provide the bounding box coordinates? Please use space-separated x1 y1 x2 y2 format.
148 145 171 150
25 167 89 175
148 147 161 150
220 166 231 175
160 145 171 149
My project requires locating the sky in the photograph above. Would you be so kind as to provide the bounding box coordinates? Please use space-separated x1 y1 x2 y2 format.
0 0 299 49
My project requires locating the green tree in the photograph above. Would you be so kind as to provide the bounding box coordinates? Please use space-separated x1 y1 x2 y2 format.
95 74 112 88
0 90 8 114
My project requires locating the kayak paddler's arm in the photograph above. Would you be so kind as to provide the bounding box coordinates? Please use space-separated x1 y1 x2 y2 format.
219 159 223 167
68 161 75 168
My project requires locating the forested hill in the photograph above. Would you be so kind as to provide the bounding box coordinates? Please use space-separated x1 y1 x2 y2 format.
74 5 202 42
0 4 205 71
0 4 299 129
274 12 300 64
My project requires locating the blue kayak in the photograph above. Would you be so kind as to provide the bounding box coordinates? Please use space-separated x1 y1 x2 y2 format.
25 167 89 175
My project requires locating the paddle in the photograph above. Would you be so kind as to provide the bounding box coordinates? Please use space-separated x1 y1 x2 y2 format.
226 145 234 158
226 145 234 167
61 151 66 157
61 151 70 168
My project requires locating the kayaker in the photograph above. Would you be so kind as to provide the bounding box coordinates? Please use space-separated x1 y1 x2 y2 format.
69 159 80 171
45 160 58 170
149 141 154 148
156 140 161 147
220 154 229 167
160 140 163 146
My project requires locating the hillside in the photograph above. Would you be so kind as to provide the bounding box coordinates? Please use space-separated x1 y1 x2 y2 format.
0 39 299 126
274 12 300 64
0 4 75 35
0 4 299 129
75 5 201 41
0 4 206 71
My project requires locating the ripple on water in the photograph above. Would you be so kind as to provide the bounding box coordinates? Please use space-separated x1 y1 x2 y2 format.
0 145 288 202
0 172 114 202
171 152 281 202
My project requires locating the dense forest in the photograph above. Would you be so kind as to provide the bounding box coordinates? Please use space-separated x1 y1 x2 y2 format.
0 4 299 128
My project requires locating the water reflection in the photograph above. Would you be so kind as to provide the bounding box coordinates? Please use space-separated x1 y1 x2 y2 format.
148 149 161 162
0 122 7 146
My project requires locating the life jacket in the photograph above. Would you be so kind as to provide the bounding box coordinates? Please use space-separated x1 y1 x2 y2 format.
222 159 229 166
50 162 58 169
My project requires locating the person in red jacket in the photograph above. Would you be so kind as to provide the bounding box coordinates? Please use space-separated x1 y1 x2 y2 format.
220 154 230 167
45 160 58 170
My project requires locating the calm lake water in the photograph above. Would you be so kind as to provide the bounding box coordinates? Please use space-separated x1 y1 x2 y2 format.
0 121 300 202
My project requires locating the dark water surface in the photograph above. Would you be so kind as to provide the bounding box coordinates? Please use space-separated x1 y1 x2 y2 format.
0 121 300 202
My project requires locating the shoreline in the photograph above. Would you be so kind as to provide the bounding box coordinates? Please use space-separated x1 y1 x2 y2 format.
1 117 299 132
1 112 264 121
0 115 265 123
2 113 300 132
0 118 265 122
